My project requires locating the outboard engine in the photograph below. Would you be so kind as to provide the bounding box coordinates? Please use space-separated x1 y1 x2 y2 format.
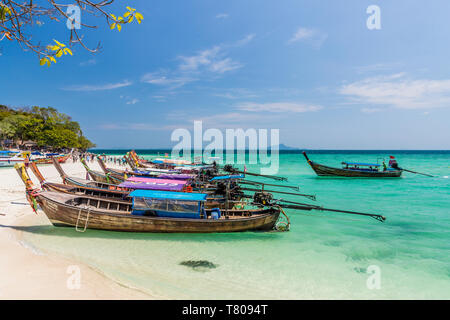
253 192 273 206
214 182 227 196
223 164 237 174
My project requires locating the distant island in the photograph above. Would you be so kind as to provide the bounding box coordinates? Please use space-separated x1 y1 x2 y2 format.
277 144 300 150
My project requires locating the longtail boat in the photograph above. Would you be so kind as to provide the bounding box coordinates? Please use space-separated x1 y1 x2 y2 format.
28 162 239 209
98 154 320 201
33 191 281 233
16 163 284 233
32 153 70 165
80 158 125 184
302 152 402 178
96 156 193 181
0 151 25 167
127 150 210 172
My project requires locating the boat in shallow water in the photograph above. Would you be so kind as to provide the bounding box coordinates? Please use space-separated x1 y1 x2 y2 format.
303 152 403 178
26 187 281 233
29 161 238 209
14 161 284 233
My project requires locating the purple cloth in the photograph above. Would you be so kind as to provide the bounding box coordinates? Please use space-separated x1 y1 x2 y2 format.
157 174 193 180
119 180 186 191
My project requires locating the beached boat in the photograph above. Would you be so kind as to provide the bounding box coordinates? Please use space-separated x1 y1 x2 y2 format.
303 152 402 177
0 151 24 168
80 158 125 184
32 153 71 165
37 189 280 233
17 164 282 233
38 160 242 209
96 156 193 181
127 150 211 172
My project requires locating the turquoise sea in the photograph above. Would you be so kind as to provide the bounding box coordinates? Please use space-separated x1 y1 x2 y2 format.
21 151 450 299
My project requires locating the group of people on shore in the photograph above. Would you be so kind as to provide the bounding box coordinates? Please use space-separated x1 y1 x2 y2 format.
70 151 127 166
98 154 127 166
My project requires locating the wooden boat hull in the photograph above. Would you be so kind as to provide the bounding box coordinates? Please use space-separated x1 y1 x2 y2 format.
33 154 70 165
36 192 280 233
306 160 402 177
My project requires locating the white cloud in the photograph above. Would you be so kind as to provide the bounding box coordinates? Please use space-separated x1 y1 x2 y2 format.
234 34 255 47
142 35 253 90
211 88 258 100
216 13 229 19
178 46 221 71
141 72 195 88
287 27 327 47
235 102 323 113
126 98 139 105
99 122 179 131
354 62 402 74
209 58 242 74
190 112 278 129
79 59 97 67
340 73 450 109
178 36 252 74
361 107 382 113
178 46 241 74
62 80 132 91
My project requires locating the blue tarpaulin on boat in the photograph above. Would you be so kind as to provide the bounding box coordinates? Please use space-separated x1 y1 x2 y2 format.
342 162 380 167
130 189 208 201
210 174 245 181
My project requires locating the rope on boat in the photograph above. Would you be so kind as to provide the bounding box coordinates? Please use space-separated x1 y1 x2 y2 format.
274 206 290 232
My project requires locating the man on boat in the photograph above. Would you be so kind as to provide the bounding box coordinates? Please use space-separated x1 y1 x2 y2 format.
388 156 399 169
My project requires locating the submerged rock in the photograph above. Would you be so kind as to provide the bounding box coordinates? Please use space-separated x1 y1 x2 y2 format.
180 260 218 271
353 267 367 274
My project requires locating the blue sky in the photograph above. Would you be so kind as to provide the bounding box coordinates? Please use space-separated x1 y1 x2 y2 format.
1 0 450 149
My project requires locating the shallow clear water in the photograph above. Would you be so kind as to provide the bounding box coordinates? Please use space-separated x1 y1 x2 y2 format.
22 151 450 299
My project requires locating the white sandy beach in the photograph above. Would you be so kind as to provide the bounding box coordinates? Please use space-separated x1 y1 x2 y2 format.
0 160 153 299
